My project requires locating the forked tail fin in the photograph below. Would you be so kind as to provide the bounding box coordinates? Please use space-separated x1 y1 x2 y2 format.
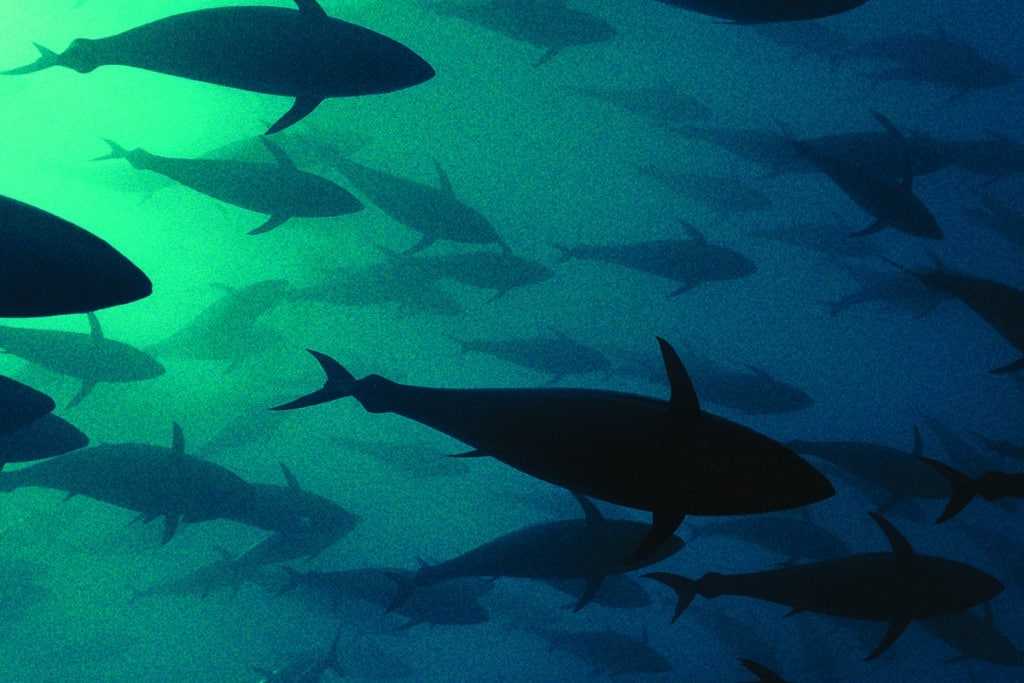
919 456 978 522
642 572 698 623
270 349 357 410
2 44 60 75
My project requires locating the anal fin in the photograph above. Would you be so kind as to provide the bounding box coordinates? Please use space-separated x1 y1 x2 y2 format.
266 96 323 135
627 510 685 565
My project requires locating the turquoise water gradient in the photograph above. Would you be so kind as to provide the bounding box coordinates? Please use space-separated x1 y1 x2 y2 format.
1 0 1023 680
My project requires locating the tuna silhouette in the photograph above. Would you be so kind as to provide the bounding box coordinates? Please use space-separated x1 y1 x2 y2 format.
0 194 151 317
654 0 869 23
2 0 435 134
95 138 362 234
646 513 1004 660
273 338 833 564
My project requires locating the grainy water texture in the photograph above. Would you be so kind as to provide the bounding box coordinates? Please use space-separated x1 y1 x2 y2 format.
1 0 1023 680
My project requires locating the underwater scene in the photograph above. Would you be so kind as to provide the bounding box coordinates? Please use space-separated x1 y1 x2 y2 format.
1 0 1023 680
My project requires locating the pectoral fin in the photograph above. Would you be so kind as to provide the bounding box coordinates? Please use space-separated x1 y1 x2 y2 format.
990 356 1024 374
248 214 289 235
572 577 603 612
266 97 323 135
865 618 909 660
628 509 685 565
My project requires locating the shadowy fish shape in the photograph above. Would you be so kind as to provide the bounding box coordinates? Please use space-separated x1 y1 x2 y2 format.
788 427 951 511
0 194 151 317
634 165 773 220
252 621 344 682
96 138 362 234
738 658 790 682
386 493 684 612
920 457 1024 523
646 513 1004 660
377 247 554 300
277 566 491 628
0 312 165 407
226 463 359 563
826 262 951 318
920 604 1024 667
2 0 435 134
783 114 942 239
687 511 850 564
273 338 833 563
676 346 812 415
329 156 509 253
843 28 1018 98
530 626 672 677
887 256 1024 373
449 328 611 384
653 0 869 23
0 375 55 436
288 261 463 316
148 279 290 369
566 83 710 126
0 423 251 543
0 414 89 471
552 223 756 296
430 0 617 66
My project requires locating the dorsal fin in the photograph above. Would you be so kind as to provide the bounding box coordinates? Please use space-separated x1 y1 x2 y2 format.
87 311 103 340
171 422 185 456
656 337 700 422
679 219 705 244
294 0 327 17
260 136 296 170
571 491 603 525
910 425 922 457
869 512 914 558
434 160 454 197
280 462 301 490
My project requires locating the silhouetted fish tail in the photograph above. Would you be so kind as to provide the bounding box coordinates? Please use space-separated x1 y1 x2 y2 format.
270 349 356 410
919 456 978 522
1 44 60 75
642 572 698 623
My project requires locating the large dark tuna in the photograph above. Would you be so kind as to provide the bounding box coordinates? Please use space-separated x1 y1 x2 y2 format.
3 0 435 134
0 195 151 317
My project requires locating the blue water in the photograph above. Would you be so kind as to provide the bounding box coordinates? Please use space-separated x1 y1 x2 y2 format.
1 0 1022 680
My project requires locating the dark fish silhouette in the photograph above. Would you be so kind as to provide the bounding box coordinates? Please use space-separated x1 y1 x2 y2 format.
887 257 1024 373
96 138 362 234
449 329 611 384
0 313 165 407
329 156 509 253
278 566 491 628
921 605 1023 667
273 338 833 563
2 0 435 134
825 263 950 318
252 622 344 682
551 223 756 296
0 423 251 543
377 247 554 300
634 164 773 220
288 261 463 316
964 193 1024 249
646 513 1004 660
0 414 89 472
654 0 868 23
148 279 290 369
844 28 1017 97
530 626 672 677
567 84 710 126
738 658 790 682
227 463 359 559
943 133 1024 185
0 376 55 437
386 493 684 612
688 512 850 564
920 457 1024 523
784 114 942 239
431 0 617 66
788 427 951 510
0 194 151 317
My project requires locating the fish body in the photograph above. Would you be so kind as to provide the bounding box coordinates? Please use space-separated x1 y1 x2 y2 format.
4 0 434 134
654 0 869 23
274 339 834 563
0 195 151 317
